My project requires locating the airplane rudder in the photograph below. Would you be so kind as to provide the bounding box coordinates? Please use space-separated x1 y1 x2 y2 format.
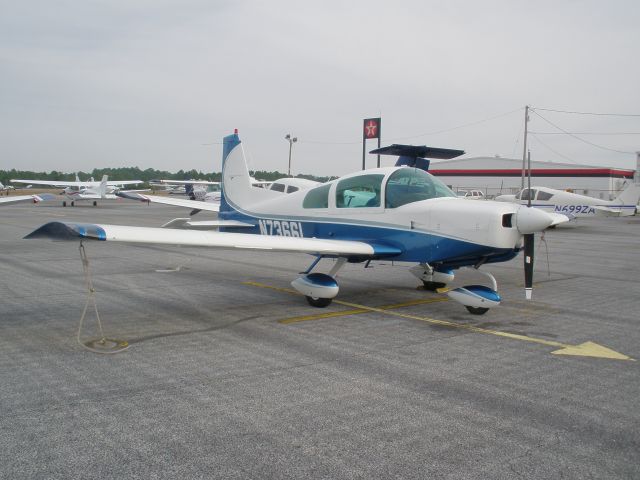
219 130 242 215
614 183 640 205
222 130 242 167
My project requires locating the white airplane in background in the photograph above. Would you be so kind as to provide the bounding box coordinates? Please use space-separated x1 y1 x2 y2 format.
119 176 320 228
10 175 143 207
27 131 569 315
0 181 16 195
495 184 639 218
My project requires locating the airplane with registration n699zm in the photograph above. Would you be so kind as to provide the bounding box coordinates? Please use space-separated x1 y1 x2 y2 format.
495 185 640 218
25 131 570 315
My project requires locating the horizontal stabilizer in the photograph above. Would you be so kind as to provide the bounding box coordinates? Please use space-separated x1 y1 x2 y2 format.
116 191 220 212
161 218 255 229
370 144 465 159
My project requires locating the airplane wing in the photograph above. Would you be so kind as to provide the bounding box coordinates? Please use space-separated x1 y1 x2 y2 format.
10 179 91 188
153 180 219 186
117 191 220 212
0 193 56 205
160 218 254 229
25 222 402 257
106 180 143 186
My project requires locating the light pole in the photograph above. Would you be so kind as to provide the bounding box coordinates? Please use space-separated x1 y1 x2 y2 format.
285 134 297 176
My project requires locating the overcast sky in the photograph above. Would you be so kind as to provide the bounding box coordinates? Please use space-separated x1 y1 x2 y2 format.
1 0 639 176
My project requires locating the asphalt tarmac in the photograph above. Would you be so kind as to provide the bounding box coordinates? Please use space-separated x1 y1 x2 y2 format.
1 200 639 479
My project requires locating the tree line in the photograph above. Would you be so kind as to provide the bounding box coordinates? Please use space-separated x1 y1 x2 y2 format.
0 167 335 186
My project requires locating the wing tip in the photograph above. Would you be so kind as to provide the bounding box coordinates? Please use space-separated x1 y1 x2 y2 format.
25 222 106 241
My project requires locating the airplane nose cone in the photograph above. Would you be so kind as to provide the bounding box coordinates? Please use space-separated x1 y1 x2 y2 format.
515 205 554 234
494 195 515 202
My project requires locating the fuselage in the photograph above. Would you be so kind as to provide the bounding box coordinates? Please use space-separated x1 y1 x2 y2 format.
495 186 638 217
220 158 524 267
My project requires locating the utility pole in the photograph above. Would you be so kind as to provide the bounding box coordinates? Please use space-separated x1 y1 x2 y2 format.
521 105 529 191
527 150 531 202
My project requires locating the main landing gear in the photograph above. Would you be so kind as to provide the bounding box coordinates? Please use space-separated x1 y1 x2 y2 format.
291 257 347 308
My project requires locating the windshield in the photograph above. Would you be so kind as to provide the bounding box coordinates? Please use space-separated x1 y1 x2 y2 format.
385 168 456 208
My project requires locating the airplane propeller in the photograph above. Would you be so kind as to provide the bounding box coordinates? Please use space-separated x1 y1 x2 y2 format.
513 200 553 301
525 175 534 300
523 232 534 300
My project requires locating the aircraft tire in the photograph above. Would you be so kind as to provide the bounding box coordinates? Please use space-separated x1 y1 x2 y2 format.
422 281 446 291
71 201 75 207
62 201 67 207
306 296 332 308
466 306 489 315
93 201 97 206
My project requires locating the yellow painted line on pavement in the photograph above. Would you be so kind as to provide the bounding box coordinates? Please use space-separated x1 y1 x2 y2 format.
243 281 633 361
279 297 449 324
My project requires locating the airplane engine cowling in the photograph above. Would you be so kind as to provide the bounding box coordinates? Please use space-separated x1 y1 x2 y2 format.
515 206 554 234
447 285 501 309
291 273 339 299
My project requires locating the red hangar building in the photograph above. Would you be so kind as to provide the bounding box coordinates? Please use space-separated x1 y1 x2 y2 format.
428 156 635 200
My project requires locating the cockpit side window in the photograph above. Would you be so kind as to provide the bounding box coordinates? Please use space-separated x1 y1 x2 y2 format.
303 184 331 208
519 189 532 200
537 190 554 201
336 174 384 208
385 168 456 208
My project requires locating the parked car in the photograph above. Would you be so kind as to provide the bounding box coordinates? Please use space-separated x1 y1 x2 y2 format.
457 189 486 200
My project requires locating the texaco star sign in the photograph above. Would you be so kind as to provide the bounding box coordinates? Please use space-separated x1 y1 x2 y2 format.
364 119 379 139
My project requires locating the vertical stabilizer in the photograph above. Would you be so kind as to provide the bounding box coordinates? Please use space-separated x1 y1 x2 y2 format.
219 131 242 214
99 175 108 198
613 183 640 206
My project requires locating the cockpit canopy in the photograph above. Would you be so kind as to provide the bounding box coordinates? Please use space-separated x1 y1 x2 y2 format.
516 188 554 201
303 167 457 209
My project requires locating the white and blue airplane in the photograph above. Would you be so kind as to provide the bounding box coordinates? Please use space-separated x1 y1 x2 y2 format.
25 131 568 314
495 184 639 218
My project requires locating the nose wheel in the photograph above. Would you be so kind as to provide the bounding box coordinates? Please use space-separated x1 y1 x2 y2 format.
465 306 489 315
306 296 333 308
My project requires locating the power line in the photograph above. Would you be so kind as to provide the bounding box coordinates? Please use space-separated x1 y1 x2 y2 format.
533 107 640 117
300 106 525 145
530 110 637 155
530 132 640 135
387 107 524 142
530 134 579 164
299 139 361 145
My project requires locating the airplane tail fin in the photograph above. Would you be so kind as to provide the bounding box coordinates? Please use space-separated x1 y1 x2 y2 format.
219 131 243 215
613 183 640 207
99 175 108 198
219 130 285 218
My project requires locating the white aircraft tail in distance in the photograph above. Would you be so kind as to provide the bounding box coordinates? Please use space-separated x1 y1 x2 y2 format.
26 131 569 315
495 184 639 218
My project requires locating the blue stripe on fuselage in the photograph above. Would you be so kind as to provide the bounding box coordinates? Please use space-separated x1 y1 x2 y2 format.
219 209 515 265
